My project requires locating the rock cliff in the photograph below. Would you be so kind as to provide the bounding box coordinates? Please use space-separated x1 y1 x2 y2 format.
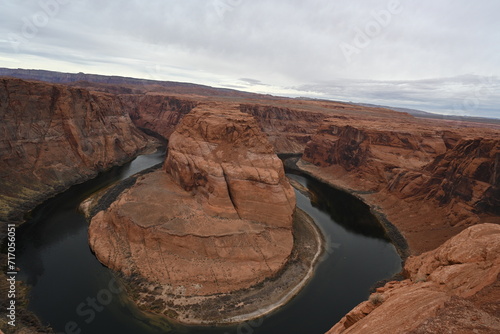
299 117 500 254
326 223 500 334
240 104 327 154
302 118 449 189
120 94 197 139
87 105 317 324
118 99 328 154
0 78 153 222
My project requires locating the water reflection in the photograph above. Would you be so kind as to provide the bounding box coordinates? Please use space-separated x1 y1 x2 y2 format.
287 173 390 241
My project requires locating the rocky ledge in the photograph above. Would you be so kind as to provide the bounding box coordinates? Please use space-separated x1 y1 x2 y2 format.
85 105 323 324
327 223 500 334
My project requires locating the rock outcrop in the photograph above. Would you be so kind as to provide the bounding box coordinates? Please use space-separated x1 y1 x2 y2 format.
326 223 500 334
422 139 500 217
164 106 296 226
87 105 315 324
299 117 500 254
0 78 154 222
117 99 328 154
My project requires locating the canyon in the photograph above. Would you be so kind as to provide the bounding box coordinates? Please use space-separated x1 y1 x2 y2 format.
298 117 500 333
84 105 321 324
0 72 499 333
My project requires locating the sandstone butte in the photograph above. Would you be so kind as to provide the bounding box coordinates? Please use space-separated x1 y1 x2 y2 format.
86 105 323 324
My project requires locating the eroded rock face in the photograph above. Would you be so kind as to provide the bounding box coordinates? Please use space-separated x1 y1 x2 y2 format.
240 104 327 154
120 94 197 139
424 139 500 217
300 117 500 254
302 118 448 188
89 105 296 297
0 78 153 222
165 106 296 227
327 224 500 334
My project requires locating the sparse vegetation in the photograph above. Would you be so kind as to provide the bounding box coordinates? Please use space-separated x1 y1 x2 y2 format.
369 293 384 305
414 275 428 283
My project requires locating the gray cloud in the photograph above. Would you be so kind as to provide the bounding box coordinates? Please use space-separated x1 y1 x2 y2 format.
1 0 499 117
239 78 268 86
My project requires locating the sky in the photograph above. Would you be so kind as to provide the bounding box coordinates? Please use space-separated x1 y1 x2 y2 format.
1 0 499 118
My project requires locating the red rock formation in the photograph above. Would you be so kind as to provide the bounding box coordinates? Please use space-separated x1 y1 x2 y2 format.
423 139 500 216
165 106 296 226
240 104 327 154
326 223 500 334
89 105 296 297
302 118 448 188
117 99 327 154
0 78 153 222
300 117 500 254
120 94 197 139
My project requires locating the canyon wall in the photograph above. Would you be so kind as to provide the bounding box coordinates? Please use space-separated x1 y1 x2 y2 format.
0 78 153 222
299 117 500 254
118 99 327 154
120 94 197 139
240 104 327 154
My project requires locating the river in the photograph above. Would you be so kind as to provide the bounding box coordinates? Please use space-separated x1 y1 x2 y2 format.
16 151 401 334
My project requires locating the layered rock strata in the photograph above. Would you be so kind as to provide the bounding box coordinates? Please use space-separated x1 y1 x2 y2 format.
0 78 153 222
326 223 500 334
164 106 296 226
87 106 320 324
240 104 327 154
299 117 500 254
120 94 197 139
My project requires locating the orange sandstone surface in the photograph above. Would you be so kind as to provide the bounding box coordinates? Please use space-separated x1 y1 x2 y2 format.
0 78 155 222
327 223 500 334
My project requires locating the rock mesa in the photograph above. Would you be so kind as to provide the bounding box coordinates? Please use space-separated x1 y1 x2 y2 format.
88 106 296 299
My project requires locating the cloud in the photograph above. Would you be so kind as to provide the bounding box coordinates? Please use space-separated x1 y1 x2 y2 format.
0 0 499 117
296 75 500 117
239 78 268 86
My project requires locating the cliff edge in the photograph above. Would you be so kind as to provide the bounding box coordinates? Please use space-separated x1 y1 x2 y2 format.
0 78 154 223
327 223 500 334
299 117 500 254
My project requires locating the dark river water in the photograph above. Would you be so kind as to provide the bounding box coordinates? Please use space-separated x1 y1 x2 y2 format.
16 151 401 334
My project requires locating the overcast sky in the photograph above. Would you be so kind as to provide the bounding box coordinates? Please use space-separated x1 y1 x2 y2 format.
1 0 499 118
